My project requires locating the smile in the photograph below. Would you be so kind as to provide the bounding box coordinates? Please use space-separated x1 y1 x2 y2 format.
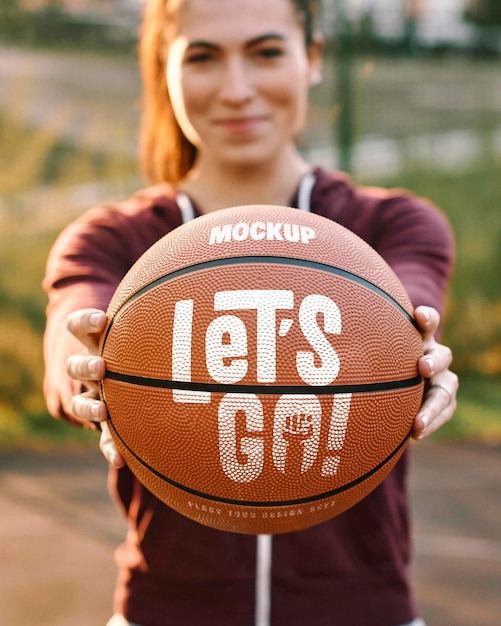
213 117 268 133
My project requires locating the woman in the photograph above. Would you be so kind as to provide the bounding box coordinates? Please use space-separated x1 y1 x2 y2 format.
43 0 458 624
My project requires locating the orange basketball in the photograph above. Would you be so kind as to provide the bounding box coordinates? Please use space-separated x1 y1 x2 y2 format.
99 205 423 534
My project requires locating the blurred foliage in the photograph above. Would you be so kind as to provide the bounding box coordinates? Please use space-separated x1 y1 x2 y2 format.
0 0 136 52
1 0 500 58
0 0 28 42
465 0 501 26
0 222 96 447
438 375 501 442
0 113 136 195
464 0 501 55
0 113 136 447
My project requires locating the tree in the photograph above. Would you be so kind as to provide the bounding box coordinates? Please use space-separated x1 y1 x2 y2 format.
0 0 30 41
464 0 501 27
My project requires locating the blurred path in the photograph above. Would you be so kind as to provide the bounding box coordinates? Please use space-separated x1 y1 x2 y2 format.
0 441 500 625
409 441 501 625
0 450 125 626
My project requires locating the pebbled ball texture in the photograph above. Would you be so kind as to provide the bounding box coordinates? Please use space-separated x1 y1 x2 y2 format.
100 205 424 534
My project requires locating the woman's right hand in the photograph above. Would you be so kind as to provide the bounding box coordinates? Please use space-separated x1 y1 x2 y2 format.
66 308 124 468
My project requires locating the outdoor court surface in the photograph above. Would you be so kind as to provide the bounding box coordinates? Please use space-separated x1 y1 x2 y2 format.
1 440 500 626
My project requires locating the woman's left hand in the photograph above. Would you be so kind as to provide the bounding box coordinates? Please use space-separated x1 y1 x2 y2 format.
413 305 458 440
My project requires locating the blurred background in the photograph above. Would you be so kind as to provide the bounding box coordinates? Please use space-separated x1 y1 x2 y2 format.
0 0 500 446
0 0 500 624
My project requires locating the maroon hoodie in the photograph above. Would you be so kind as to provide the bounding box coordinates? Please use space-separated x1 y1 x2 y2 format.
43 168 454 626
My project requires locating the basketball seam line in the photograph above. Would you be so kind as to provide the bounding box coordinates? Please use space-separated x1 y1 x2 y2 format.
104 370 423 394
105 410 412 508
104 255 418 332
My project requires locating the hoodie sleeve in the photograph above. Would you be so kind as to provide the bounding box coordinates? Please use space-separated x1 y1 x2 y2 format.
42 205 134 427
370 192 455 318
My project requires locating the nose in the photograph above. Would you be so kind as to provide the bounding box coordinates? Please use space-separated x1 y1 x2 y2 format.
218 57 254 105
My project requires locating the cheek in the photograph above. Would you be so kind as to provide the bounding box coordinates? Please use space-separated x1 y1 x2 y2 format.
266 70 310 125
181 76 212 117
265 55 310 108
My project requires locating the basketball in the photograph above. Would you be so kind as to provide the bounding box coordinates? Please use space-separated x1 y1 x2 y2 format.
99 204 424 534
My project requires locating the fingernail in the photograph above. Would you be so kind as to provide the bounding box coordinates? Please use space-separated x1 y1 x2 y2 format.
417 414 428 440
109 451 122 468
423 356 434 376
90 402 101 418
89 312 103 328
88 358 99 375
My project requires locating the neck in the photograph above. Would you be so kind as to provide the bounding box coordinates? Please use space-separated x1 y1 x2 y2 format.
179 147 312 214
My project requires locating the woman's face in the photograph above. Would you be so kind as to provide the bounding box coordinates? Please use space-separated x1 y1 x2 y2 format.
166 0 321 170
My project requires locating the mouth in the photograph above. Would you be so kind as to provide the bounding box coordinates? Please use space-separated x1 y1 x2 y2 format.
213 116 268 133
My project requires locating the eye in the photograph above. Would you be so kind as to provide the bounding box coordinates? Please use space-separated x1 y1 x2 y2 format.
184 46 218 65
256 46 284 60
185 52 213 64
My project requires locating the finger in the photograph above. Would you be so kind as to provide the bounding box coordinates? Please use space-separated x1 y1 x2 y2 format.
70 390 108 423
414 305 440 341
413 372 458 439
418 343 453 378
413 398 456 440
66 354 106 382
100 423 125 468
67 309 107 349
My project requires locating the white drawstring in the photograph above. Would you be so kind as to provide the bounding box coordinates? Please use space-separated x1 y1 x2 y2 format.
176 174 317 626
297 171 316 213
254 172 315 626
176 192 196 223
255 534 273 626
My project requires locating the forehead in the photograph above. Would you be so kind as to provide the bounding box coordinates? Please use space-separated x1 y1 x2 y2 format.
176 0 303 43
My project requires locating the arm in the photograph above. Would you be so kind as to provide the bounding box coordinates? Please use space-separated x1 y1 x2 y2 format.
43 207 136 460
372 194 458 440
43 190 182 466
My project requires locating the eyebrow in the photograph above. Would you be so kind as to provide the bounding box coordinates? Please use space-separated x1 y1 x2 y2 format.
186 32 286 51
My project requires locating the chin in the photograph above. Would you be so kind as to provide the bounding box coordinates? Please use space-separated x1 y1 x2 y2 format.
219 143 287 170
